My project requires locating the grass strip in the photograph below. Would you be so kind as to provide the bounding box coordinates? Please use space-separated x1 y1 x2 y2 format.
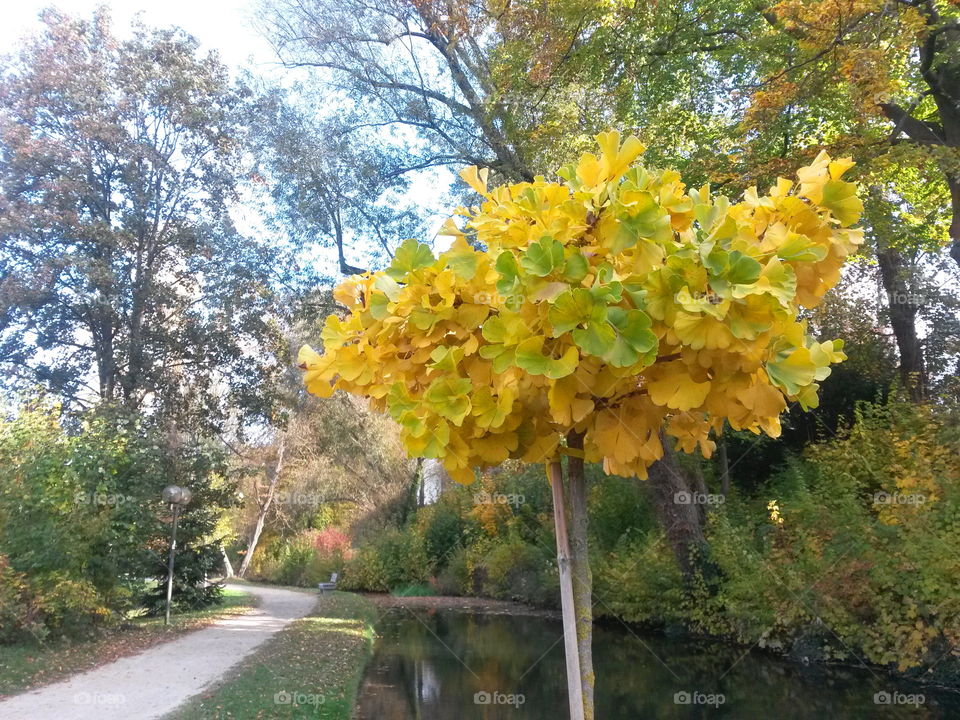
168 591 378 720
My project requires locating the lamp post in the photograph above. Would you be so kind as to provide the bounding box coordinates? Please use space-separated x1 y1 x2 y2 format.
162 485 193 625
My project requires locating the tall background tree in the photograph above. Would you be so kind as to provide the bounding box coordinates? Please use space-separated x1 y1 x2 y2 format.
0 9 292 428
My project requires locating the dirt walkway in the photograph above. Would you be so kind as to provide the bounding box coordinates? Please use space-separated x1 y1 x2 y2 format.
0 583 316 720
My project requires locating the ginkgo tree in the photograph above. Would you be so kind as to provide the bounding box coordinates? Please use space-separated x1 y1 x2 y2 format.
300 131 863 720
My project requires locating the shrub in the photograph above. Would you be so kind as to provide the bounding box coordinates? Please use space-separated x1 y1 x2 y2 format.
0 555 45 643
34 574 112 636
0 400 237 627
479 535 557 605
339 526 431 592
251 526 353 589
587 473 656 552
420 495 475 567
339 544 387 592
594 531 684 627
676 399 960 670
0 557 112 643
436 546 471 596
374 527 431 590
310 527 351 555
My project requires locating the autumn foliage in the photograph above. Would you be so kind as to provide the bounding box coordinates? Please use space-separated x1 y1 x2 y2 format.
300 132 863 481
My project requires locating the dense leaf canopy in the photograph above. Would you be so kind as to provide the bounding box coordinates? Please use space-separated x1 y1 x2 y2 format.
301 132 863 481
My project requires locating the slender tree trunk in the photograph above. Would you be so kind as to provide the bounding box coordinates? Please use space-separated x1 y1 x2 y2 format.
238 437 286 578
949 174 960 267
418 460 426 507
645 433 708 581
876 246 927 401
565 432 595 720
549 459 585 720
221 545 234 578
717 430 730 498
401 457 424 524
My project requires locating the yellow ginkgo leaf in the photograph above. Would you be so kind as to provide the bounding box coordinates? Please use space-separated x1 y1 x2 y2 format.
459 166 489 195
548 374 595 425
647 372 712 411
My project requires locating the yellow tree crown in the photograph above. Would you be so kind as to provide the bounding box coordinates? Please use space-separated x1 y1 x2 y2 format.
300 132 863 482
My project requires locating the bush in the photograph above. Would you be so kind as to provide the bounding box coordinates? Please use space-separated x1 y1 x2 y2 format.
374 527 432 590
588 474 656 552
420 494 476 567
392 583 437 597
339 545 387 592
339 526 431 592
0 400 238 631
34 574 113 636
436 546 471 595
640 399 960 672
310 527 351 556
0 557 112 643
594 531 684 628
478 535 557 605
251 528 350 588
0 555 45 643
333 397 960 682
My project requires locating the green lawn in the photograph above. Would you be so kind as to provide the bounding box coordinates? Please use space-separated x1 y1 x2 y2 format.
168 591 378 720
0 588 256 697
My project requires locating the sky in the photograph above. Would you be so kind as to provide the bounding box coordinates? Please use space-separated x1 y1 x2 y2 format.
1 0 279 75
1 0 456 270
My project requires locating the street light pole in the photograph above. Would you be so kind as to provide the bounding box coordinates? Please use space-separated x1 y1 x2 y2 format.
164 503 180 626
161 485 192 626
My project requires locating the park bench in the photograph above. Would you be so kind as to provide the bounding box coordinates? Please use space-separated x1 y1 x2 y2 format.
317 572 338 594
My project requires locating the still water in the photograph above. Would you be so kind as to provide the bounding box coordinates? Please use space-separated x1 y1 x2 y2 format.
354 608 960 719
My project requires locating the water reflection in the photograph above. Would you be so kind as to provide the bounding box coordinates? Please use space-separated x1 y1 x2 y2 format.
354 608 960 719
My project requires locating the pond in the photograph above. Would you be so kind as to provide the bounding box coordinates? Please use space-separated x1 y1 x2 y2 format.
354 607 960 719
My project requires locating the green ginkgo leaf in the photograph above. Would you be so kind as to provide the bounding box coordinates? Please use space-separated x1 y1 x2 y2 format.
386 383 417 421
410 307 438 330
520 236 564 277
608 307 657 351
822 180 864 227
548 289 603 335
603 307 658 367
704 247 728 276
387 238 435 280
373 274 402 301
495 251 521 295
369 292 390 320
563 251 589 283
445 245 478 280
572 320 616 357
766 347 817 396
515 337 578 378
428 345 464 372
777 233 828 262
424 376 473 425
616 191 672 247
726 251 763 285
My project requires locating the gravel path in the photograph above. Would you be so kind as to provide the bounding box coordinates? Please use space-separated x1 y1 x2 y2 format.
0 583 316 720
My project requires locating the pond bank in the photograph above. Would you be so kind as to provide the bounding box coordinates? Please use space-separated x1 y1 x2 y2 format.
362 592 559 618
